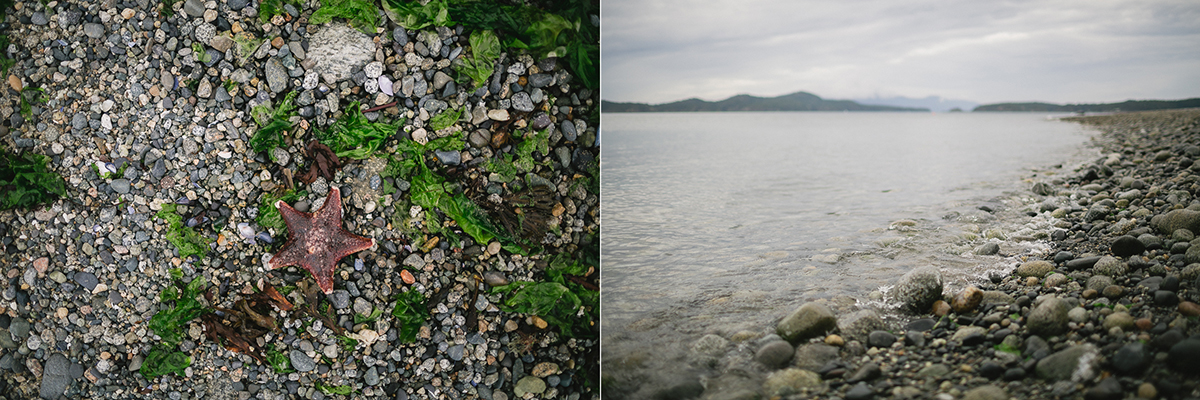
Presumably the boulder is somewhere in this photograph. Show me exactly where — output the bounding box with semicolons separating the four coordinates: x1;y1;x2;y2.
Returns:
776;303;837;343
1035;344;1100;382
889;266;943;313
1151;209;1200;235
1027;298;1070;337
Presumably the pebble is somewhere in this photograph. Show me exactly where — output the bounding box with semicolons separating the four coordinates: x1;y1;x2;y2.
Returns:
289;349;315;372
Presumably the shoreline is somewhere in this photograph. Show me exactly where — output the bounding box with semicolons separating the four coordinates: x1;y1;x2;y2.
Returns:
603;109;1200;400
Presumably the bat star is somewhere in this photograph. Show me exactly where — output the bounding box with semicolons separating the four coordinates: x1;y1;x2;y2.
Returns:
268;186;374;294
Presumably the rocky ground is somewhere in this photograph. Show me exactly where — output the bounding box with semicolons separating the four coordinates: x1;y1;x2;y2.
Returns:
0;0;599;399
603;109;1200;400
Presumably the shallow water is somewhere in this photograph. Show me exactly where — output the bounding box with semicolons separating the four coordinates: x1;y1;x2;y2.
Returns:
600;112;1097;373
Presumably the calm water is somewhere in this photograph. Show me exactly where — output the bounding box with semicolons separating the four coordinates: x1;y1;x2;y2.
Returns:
601;112;1095;342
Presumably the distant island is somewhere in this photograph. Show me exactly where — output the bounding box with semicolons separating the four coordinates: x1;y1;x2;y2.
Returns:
601;91;929;112
973;98;1200;112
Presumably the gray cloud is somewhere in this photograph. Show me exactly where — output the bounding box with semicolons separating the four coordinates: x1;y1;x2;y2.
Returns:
602;0;1200;104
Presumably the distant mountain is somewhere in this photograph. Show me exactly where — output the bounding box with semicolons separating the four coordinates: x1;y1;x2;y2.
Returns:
973;98;1200;112
852;96;978;113
601;92;928;112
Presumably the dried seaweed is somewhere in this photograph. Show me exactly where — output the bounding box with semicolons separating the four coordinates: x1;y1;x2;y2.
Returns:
297;141;341;184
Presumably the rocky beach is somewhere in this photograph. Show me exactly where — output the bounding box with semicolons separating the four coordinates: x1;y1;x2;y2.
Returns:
0;0;599;399
602;109;1200;400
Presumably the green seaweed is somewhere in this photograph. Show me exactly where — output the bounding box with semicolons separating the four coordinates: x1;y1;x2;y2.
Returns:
315;102;400;159
353;306;383;324
266;344;294;374
259;0;301;23
315;381;354;395
142;275;209;379
491;254;597;337
232;33;264;66
994;342;1021;356
250;91;299;162
192;43;212;63
455;30;501;88
310;0;379;33
429;107;463;131
383;0;452;30
0;34;14;77
256;188;308;239
485;129;549;183
156;203;211;258
395;0;599;89
337;335;358;353
141;344;192;379
390;289;429;344
0;146;67;211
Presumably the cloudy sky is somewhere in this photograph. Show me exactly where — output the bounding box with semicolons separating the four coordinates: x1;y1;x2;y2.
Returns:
601;0;1200;105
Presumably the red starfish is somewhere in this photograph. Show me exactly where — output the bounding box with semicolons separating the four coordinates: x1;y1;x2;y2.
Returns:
268;186;374;294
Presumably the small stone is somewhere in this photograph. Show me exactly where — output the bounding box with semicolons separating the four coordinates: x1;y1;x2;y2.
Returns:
931;300;951;317
763;368;823;397
1085;377;1123;400
364;61;383;79
1180;301;1200;317
400;269;416;285
1111;235;1146;257
1137;383;1157;399
754;341;794;369
514;376;546;397
824;334;844;347
844;381;874;400
289;349;315;372
1017;260;1054;277
962;385;1008;400
866;331;895;349
487;109;510;121
951;286;983;313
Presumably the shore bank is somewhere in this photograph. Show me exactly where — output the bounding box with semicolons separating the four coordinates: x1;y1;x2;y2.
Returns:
603;109;1200;400
0;0;599;399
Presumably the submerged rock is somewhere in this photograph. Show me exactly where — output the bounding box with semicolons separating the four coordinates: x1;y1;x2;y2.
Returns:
776;302;837;343
889;266;943;313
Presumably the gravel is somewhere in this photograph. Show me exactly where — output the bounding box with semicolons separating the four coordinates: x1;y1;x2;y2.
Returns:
0;0;600;398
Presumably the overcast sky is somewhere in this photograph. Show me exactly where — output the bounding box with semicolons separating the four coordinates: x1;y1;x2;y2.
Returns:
601;0;1200;105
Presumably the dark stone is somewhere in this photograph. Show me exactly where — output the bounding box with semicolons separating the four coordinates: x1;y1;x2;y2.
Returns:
845;382;874;400
1002;368;1026;381
978;361;1004;379
904;331;925;347
1155;330;1185;351
1168;339;1200;374
1154;290;1179;307
1083;377;1123;400
1161;275;1180;292
847;362;880;383
1110;235;1145;257
1054;251;1074;263
961;331;986;346
867;331;896;349
72;272;98;291
1066;256;1103;270
1111;342;1149;375
905;319;936;332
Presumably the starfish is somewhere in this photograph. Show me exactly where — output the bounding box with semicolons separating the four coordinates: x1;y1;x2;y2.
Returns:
268;186;374;294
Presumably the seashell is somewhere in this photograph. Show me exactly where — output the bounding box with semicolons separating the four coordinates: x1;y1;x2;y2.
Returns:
176;197;191;205
186;215;208;228
237;222;257;243
255;232;273;244
379;76;393;96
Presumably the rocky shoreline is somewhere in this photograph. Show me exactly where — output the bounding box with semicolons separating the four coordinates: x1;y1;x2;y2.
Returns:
0;0;599;399
605;109;1200;400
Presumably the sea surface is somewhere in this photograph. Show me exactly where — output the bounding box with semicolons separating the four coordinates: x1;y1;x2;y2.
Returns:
600;112;1097;365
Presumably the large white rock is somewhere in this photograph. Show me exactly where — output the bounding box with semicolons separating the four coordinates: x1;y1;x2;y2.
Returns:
306;25;376;86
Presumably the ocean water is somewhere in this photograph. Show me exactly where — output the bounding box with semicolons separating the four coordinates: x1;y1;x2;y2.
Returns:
600;112;1096;372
